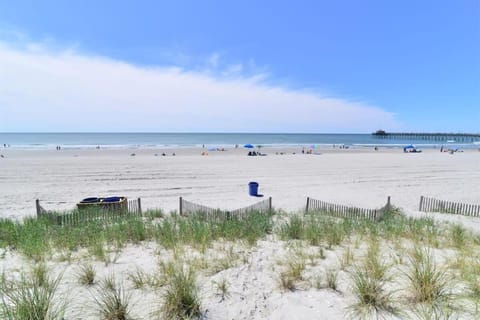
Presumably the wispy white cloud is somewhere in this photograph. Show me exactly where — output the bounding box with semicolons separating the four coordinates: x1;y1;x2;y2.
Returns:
0;39;400;132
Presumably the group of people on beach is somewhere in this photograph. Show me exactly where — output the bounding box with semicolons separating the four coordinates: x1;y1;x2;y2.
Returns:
440;146;461;154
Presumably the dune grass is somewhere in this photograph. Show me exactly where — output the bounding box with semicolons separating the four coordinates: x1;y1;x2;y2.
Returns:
347;240;399;319
325;268;339;292
0;209;273;262
405;247;457;315
160;263;201;320
0;268;65;320
1;206;480;318
279;256;306;291
93;274;132;320
77;263;96;286
127;267;149;290
278;208;463;251
213;278;230;301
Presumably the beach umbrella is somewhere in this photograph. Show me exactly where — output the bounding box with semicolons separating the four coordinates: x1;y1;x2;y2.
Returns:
244;144;254;148
404;145;415;149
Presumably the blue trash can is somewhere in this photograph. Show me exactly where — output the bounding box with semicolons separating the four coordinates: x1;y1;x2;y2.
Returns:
248;182;259;196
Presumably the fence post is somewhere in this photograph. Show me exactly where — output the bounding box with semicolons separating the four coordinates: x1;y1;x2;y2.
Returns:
386;196;391;210
305;197;310;213
268;197;272;214
419;196;424;211
137;198;142;215
179;197;183;216
36;199;41;217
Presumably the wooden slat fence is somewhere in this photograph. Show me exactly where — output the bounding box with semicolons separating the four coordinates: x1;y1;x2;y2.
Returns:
419;196;480;217
36;198;142;226
305;196;391;221
179;197;272;222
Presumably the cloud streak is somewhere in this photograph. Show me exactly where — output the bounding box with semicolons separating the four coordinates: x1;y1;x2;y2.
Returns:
0;41;399;132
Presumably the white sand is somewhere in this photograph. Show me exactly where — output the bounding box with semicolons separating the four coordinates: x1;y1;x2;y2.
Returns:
1;147;479;218
1;147;479;319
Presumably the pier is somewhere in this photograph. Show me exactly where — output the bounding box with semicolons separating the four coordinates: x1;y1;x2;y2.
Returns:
372;130;480;143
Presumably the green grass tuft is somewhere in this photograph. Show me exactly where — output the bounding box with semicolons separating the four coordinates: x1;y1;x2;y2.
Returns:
77;263;96;286
0;269;65;320
405;247;457;314
93;274;132;320
160;264;201;320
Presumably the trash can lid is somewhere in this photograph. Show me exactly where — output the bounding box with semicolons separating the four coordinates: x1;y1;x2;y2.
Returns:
102;196;122;203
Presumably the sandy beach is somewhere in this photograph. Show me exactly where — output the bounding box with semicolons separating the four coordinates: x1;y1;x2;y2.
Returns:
1;146;479;219
1;147;480;319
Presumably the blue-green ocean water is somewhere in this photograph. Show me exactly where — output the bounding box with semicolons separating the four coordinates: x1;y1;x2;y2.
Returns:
0;133;478;150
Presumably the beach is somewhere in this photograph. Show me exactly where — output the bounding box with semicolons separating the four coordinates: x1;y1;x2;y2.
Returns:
1;146;479;219
1;146;480;319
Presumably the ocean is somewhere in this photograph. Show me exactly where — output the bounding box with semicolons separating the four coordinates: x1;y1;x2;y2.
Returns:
0;132;478;150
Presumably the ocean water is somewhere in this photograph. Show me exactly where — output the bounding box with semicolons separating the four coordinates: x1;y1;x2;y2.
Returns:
0;133;478;150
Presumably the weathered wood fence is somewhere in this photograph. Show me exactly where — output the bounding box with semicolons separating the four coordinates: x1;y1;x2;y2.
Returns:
36;198;142;226
305;196;392;221
419;196;480;217
179;197;272;222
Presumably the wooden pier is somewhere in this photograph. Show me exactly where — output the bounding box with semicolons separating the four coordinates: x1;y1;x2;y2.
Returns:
372;130;480;142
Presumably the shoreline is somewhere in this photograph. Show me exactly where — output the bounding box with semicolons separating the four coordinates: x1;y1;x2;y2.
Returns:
2;142;480;152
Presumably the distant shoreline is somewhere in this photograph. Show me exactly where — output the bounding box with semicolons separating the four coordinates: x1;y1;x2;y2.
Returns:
1;132;479;151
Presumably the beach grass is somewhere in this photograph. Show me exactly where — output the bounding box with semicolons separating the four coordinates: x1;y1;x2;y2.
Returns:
93;274;132;320
279;256;306;291
325;268;339;292
0;206;480;318
159;263;201;320
347;241;399;319
404;247;457;315
0;268;65;320
212;278;230;301
77;263;96;286
127;267;149;290
0;208;273;262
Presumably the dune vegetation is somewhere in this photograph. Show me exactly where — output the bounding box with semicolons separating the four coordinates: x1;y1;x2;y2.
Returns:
0;207;479;319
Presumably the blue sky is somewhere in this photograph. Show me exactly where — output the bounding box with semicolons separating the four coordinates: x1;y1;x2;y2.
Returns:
0;0;479;132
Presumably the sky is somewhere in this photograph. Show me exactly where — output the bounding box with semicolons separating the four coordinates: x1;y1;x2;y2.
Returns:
0;0;479;133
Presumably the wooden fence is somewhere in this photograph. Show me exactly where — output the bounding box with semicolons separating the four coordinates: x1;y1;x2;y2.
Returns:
419;196;480;217
179;197;272;222
305;196;392;221
36;198;142;226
